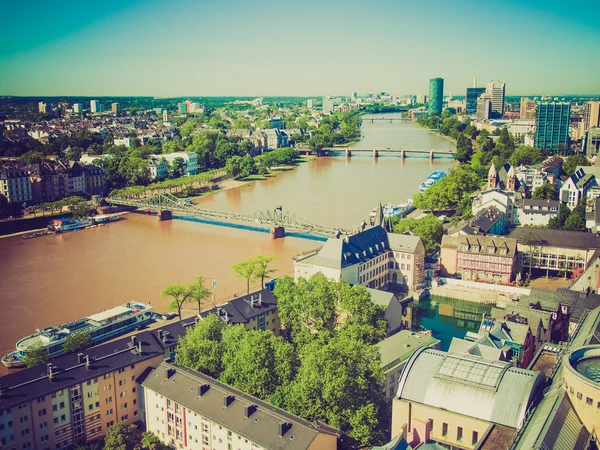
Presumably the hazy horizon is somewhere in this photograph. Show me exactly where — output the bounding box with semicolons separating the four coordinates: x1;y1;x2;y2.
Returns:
2;0;599;97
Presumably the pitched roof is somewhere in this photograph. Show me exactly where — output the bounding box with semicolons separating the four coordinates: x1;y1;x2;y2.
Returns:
0;321;187;411
509;228;600;250
142;362;339;450
442;235;517;258
199;289;277;325
397;348;545;429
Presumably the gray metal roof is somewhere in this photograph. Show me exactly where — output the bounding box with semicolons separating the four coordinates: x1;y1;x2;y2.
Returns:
509;228;600;250
396;347;545;429
142;362;339;450
377;330;439;371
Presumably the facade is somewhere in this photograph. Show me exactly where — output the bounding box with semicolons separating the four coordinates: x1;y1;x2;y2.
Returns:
322;96;334;115
111;103;120;114
294;226;425;291
113;137;131;148
198;289;281;335
428;78;443;115
153;152;198;176
510;228;600;278
560;168;596;208
535;102;571;152
38;102;47;114
72;104;82;114
440;235;519;284
508;119;536;138
67;162;86;195
262;129;289;150
583;101;600;132
476;94;492;121
485;80;506;118
514;166;549;192
472;188;522;228
269;117;284;129
516;199;560;227
519;97;536;119
82;165;107;196
377;331;440;401
141;361;339;450
585;127;600;157
147;157;168;181
465;87;485;115
0;167;33;203
90;100;99;113
392;348;545;450
0;323;184;450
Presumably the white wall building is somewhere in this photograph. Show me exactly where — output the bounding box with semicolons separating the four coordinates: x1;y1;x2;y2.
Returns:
294;226;425;290
72;103;83;114
514;167;549;192
560;169;597;208
114;137;132;148
0;167;33;203
148;157;168;181
152;152;198;176
90;100;104;113
472;189;521;227
516;199;560;227
508;119;536;138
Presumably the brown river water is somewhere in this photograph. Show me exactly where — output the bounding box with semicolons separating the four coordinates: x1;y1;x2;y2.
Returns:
0;116;453;363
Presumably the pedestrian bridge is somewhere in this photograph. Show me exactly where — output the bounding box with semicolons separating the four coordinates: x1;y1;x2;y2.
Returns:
109;193;351;239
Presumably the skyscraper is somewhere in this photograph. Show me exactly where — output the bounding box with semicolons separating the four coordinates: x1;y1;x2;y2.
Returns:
90;100;99;113
428;77;443;115
485;80;506;119
322;96;334;115
519;98;536;119
38;102;47;114
583;102;600;131
163;109;168;122
111;102;121;114
535;102;571;153
466;87;486;115
73;103;82;113
476;94;492;120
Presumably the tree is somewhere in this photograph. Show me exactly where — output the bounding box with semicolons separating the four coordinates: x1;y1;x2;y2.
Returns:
253;256;276;289
564;212;586;231
509;145;544;167
169;157;186;179
232;259;256;294
239;155;257;178
188;277;212;313
307;133;326;154
24;343;49;368
563;154;591;176
225;155;243;178
163;284;192;320
103;422;142;450
548;205;571;229
63;331;92;353
532;184;557;200
393;214;443;254
175;314;224;377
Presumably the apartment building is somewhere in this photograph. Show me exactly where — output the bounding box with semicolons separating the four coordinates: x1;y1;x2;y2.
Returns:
148;157;168;181
294;226;425;291
0;167;32;203
151;152;198;176
198;289;281;335
141;361;339;450
0;323;185;450
82;165;107;196
560;168;596;208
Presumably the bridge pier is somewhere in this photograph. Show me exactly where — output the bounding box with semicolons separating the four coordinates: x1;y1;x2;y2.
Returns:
158;210;172;221
429;151;434;161
271;226;285;239
401;150;406;160
346;149;351;158
373;150;379;159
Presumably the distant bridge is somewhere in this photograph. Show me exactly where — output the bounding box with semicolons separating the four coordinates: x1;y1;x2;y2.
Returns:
366;117;413;122
319;147;454;159
109;193;351;238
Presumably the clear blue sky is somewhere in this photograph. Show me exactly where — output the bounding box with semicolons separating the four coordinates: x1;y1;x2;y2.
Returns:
1;0;599;96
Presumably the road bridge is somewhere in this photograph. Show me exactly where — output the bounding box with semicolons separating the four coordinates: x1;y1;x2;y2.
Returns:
109;193;352;239
321;147;454;160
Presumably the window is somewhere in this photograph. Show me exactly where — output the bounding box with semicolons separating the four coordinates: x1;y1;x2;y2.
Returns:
40;421;48;429
37;396;45;403
21;429;30;437
106;409;113;416
60;415;65;422
442;423;448;437
118;368;126;374
41;435;49;443
53;405;57;412
38;409;46;417
587;397;593;405
104;374;111;380
19;416;28;423
472;431;479;444
457;427;463;442
119;379;126;386
59;402;64;409
578;392;583;400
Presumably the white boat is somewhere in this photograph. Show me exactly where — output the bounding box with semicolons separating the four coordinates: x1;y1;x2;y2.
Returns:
369;199;414;221
2;302;154;368
51;217;94;232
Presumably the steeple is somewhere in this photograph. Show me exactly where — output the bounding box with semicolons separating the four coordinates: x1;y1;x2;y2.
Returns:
487;164;498;190
506;164;516;192
374;203;384;228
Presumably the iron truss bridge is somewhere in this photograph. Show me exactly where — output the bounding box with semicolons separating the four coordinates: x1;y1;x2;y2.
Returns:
109;193;349;236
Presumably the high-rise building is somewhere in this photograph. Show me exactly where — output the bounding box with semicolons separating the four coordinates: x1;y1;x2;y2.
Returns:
90;100;99;113
465;87;486;115
485;80;506;118
535;102;571;153
307;99;314;109
72;103;82;114
520;97;536;119
428;77;444;115
162;109;168;122
111;102;120;114
583;101;600;132
38;102;47;114
476;94;492;120
322;96;334;115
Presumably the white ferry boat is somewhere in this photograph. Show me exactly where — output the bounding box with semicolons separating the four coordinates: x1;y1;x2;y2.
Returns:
419;171;446;192
1;302;154;368
369;199;414;222
50;217;94;232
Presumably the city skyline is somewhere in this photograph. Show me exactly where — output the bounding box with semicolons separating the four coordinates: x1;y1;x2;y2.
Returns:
1;0;600;97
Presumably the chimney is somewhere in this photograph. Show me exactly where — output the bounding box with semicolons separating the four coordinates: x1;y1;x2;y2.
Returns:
137;341;142;354
245;404;257;418
257;293;262;306
278;422;292;437
199;384;210;396
165;368;175;379
131;336;137;347
85;355;91;369
224;395;235;407
250;295;255;308
77;353;84;364
158;330;163;340
47;363;54;381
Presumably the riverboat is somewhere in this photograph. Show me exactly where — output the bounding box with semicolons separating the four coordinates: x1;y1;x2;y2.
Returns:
1;302;154;368
419;171;446;192
50;217;94;232
369;198;414;221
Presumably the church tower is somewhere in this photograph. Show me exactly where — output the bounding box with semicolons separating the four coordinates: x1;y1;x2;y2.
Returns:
506;165;516;192
487;164;498;190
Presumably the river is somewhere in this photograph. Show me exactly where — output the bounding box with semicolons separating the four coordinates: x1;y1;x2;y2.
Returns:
0;114;454;362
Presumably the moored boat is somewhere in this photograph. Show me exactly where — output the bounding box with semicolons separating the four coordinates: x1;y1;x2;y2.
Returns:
419;170;446;192
1;350;27;368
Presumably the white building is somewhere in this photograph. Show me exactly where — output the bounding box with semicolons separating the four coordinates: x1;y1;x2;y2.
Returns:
0;167;33;203
486;80;506;118
306;99;314;109
516;199;560;227
90;100;104;113
141;362;339;450
72;103;83;114
67;162;86;194
114;137;132;148
262;129;289;150
38;102;47;114
560;168;597;208
322;96;335;115
472;189;522;227
508;119;536;138
514;166;549;192
294;226;425;290
80;154;112;165
148;156;168;181
152;152;198;176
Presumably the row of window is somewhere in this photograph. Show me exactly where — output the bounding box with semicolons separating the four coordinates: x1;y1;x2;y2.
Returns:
440;422;479;445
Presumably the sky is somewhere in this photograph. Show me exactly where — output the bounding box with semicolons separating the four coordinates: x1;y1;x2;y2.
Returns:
1;0;599;97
